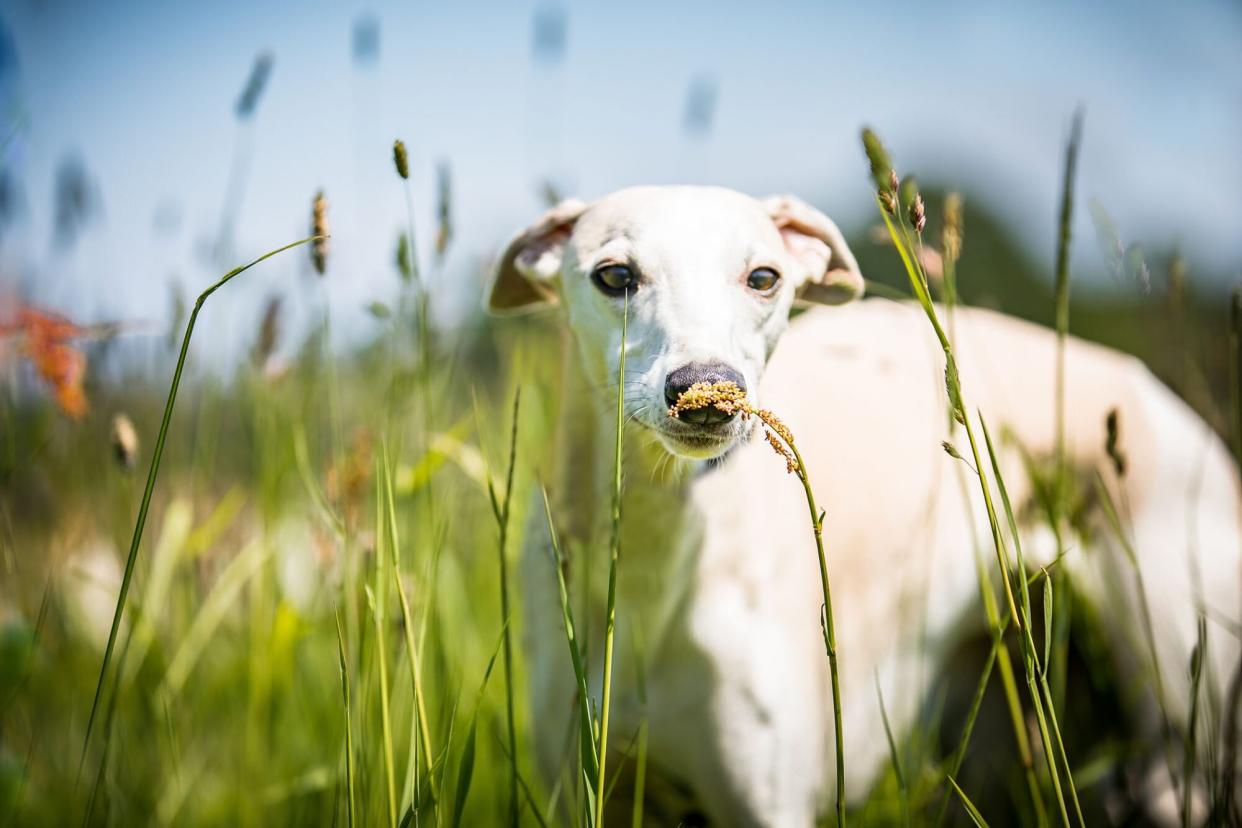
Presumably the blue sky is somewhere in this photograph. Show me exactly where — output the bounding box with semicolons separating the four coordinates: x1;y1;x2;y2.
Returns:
2;0;1240;362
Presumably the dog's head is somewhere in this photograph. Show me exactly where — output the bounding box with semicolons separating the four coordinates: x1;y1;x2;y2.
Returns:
489;185;863;460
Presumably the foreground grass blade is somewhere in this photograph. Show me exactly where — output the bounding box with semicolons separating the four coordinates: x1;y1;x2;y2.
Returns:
875;674;909;827
863;128;1055;823
494;389;521;828
336;610;357;828
381;441;439;816
1053;109;1084;487
451;626;507;828
494;732;552;828
79;235;322;777
980;416;1081;828
540;485;600;786
372;481;398;826
948;776;992;828
595;294;628;828
1094;471;1180;791
630;719;648;828
1183;617;1206;828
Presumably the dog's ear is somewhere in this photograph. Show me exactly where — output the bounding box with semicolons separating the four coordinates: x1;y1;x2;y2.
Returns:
762;195;864;305
488;198;589;314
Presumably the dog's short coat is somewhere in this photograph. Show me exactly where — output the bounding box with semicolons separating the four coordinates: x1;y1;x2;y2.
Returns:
489;186;1242;826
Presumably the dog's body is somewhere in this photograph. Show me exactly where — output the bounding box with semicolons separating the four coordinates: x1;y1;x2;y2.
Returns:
493;187;1242;826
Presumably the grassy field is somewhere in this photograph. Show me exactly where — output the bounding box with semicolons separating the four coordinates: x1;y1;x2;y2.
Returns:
1;122;1239;827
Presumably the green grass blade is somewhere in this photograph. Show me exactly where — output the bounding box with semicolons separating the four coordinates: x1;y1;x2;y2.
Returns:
979;415;1081;827
158;538;267;697
630;719;648;828
336;610;357;828
1183;617;1207;827
595;293;628;828
948;776;992;828
1043;576;1053;679
934;637;999;827
381;439;438;814
494;732;552;828
1094;472;1180;793
450;716;479;828
540;485;600;785
450;626;507;828
875;673;909;827
1053;109;1084;488
494;389;522;828
79;235;322;778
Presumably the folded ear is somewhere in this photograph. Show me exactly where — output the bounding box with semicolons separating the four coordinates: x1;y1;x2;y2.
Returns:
488;198;589;314
762;195;864;305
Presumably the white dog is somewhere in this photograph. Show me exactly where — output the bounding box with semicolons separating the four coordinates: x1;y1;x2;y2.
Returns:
489;185;1241;826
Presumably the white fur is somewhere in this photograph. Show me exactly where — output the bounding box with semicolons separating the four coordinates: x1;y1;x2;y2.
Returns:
492;186;1242;826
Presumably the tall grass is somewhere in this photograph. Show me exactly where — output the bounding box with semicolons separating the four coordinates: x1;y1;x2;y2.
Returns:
79;236;321;791
2;113;1236;828
595;295;628;828
864;125;1088;827
494;390;522;827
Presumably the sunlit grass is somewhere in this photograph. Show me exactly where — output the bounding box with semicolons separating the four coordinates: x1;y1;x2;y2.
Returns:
0;120;1235;828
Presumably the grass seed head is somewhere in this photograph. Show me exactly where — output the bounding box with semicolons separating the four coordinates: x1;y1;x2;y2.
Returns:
861;127;895;191
910;193;927;233
111;413;139;470
667;380;749;419
393;139;410;180
943;192;964;261
235;52;273;120
941;440;964;462
765;429;797;474
879;189;897;216
667;381;799;473
395;232;412;282
436;160;453;258
251;296;281;366
311;190;329;275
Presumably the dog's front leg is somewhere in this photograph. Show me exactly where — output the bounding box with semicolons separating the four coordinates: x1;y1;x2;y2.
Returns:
671;579;825;828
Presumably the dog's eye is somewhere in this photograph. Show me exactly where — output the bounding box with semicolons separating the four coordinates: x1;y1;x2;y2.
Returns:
746;267;781;294
592;263;638;296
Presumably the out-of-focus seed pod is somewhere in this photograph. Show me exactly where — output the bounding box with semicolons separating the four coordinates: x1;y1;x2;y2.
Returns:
112;413;139;470
311;191;328;275
393;140;409;181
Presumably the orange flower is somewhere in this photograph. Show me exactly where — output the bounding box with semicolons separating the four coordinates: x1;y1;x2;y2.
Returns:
5;306;90;418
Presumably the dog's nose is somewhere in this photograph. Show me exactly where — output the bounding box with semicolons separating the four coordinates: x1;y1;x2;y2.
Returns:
664;363;747;425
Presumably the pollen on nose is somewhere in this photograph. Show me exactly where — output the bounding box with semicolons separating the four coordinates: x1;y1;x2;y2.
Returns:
664;363;746;423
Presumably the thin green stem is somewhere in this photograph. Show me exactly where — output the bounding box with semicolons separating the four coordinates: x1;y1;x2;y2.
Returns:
982;419;1083;827
336;610;357;828
497;390;522;828
79;236;320;778
382;441;439;813
1053;110;1084;494
374;478;398;828
878;194;1059;823
630;720;648;828
781;437;847;826
595;294;628;828
540;486;600;785
1183;617;1207;828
